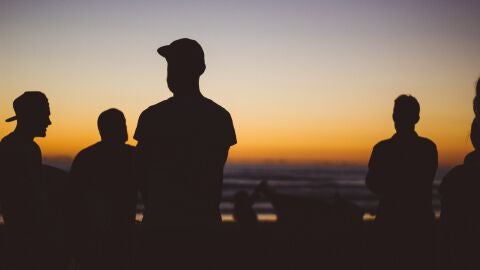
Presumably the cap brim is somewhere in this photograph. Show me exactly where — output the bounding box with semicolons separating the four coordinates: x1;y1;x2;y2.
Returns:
5;116;17;122
157;45;170;57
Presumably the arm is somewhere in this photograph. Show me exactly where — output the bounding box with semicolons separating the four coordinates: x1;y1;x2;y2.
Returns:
365;145;384;196
133;111;150;208
133;141;151;209
430;144;439;183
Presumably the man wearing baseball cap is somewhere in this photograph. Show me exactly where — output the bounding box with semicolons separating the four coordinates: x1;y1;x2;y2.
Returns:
134;38;236;269
0;91;52;270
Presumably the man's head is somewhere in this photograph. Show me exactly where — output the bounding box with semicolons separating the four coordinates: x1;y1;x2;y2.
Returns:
6;91;51;138
98;108;128;143
393;95;420;133
157;38;206;95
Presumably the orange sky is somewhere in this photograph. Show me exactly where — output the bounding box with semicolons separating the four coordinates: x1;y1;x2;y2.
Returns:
1;1;479;166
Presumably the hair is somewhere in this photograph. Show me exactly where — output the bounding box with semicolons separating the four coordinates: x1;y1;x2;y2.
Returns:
97;108;127;142
471;118;480;150
393;94;420;124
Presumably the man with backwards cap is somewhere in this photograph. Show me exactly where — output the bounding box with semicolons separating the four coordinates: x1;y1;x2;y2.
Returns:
0;91;52;270
134;38;236;269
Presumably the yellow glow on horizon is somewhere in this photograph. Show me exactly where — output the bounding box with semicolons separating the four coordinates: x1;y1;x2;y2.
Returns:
1;1;479;167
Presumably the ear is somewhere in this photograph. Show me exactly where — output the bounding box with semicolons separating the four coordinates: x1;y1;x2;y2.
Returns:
414;115;420;124
199;63;206;75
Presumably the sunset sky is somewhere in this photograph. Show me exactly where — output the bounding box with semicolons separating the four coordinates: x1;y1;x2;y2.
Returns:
1;0;479;166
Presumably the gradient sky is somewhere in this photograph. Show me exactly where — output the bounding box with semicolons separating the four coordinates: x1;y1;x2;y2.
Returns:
1;0;479;166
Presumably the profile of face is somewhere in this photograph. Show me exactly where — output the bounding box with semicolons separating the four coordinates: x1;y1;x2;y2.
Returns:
22;111;52;138
98;109;128;143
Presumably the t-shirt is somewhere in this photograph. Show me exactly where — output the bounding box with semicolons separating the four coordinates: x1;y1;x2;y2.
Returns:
366;132;438;222
0;132;44;234
134;95;236;226
69;142;136;231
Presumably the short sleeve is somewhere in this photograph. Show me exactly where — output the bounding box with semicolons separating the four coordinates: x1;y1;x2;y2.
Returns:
134;110;148;142
365;143;384;194
224;112;237;147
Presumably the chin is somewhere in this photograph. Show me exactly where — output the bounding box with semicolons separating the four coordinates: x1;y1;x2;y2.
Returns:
36;130;47;137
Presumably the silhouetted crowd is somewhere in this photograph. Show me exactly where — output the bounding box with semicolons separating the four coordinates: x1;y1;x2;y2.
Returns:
0;38;478;270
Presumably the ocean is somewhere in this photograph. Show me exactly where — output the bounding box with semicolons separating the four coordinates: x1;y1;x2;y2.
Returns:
220;163;449;220
42;158;450;222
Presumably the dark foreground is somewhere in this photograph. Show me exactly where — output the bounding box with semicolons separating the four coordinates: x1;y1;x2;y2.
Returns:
0;220;449;270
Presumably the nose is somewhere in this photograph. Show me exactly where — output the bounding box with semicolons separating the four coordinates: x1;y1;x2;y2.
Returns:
47;117;52;126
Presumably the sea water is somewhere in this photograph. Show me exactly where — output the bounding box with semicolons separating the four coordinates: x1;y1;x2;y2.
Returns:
220;163;448;221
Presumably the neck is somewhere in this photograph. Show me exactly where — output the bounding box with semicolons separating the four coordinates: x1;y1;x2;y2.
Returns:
396;128;416;136
173;86;202;97
101;139;125;145
13;125;35;141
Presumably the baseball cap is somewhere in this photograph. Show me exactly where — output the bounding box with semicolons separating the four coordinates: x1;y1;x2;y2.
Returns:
6;91;50;122
157;38;206;73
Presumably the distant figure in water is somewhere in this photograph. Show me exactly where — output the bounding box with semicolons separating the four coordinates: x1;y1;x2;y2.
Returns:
0;92;52;270
233;186;261;230
134;38;236;269
69;108;136;270
366;95;438;270
439;80;480;270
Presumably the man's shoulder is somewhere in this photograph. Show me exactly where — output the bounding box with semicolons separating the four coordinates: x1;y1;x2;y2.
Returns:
201;97;232;117
0;132;18;146
201;97;227;111
140;98;175;117
416;136;437;151
139;96;231;118
0;133;40;153
74;142;101;160
0;133;15;157
373;138;393;151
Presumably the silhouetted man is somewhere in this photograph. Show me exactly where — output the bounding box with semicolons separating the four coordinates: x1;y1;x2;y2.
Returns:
134;38;236;269
366;95;438;270
0;91;51;270
69;108;136;270
438;79;480;270
439;119;480;270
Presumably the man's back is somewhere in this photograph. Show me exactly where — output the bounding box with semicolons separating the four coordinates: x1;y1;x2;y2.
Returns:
70;142;136;228
366;132;437;220
135;95;236;226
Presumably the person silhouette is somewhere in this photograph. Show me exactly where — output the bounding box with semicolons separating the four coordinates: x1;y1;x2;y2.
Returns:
365;95;438;270
68;108;136;270
439;119;480;270
439;80;480;270
0;91;52;270
134;38;236;269
233;188;260;230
